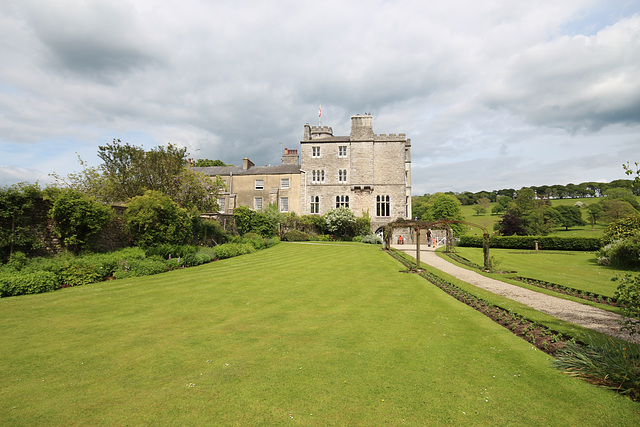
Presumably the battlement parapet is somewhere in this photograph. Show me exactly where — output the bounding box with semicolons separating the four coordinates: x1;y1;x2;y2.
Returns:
376;133;407;141
310;126;333;133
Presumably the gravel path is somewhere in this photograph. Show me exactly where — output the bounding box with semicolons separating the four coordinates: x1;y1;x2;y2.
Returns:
391;244;640;344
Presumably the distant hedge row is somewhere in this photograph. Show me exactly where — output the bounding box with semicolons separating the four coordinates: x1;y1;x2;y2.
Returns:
458;235;601;251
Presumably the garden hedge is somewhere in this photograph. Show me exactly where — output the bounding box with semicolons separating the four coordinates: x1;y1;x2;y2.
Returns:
458;235;601;251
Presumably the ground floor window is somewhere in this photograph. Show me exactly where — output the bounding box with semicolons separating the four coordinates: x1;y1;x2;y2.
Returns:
310;195;320;214
336;195;349;208
254;197;263;211
280;197;289;212
218;198;226;213
377;195;390;216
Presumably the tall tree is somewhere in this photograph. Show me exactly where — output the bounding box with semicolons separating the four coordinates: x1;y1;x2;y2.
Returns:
421;193;465;236
98;139;187;201
555;205;587;231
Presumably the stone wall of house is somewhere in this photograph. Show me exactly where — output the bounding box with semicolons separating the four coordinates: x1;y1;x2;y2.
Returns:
300;114;412;232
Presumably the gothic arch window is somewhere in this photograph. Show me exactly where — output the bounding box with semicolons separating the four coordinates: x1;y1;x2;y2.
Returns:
310;195;320;214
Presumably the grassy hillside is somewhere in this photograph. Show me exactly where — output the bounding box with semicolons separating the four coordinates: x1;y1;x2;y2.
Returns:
2;243;639;425
460;199;608;237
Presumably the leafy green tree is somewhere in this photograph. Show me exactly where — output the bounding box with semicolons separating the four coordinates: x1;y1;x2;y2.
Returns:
421;193;465;236
168;170;225;213
50;155;111;202
0;183;46;260
586;203;603;228
47;188;112;254
124;190;192;247
193;159;227;167
603;187;640;210
472;197;490;215
554;205;586;231
251;203;281;238
601;198;636;223
411;194;431;220
325;207;357;239
501;188;558;236
233;206;254;236
98;139;187;201
614;274;640;336
601;215;640;245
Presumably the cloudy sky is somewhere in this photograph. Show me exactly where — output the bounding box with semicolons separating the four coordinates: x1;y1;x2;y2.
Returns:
1;0;639;195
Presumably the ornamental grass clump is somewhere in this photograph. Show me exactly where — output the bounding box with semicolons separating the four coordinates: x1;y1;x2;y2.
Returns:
552;336;640;401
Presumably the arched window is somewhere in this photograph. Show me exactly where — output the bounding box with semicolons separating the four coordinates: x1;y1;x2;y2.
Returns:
310;196;320;214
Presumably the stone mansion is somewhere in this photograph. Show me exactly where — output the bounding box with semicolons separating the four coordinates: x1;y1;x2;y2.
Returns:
194;114;412;233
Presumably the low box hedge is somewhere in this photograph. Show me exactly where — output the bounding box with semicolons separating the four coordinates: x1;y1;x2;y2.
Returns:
458;235;601;251
0;271;59;297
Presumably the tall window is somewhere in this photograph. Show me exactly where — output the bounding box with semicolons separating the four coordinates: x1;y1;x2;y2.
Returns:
312;170;325;183
312;146;321;157
336;195;349;208
281;178;289;189
376;195;390;217
338;169;347;183
310;195;319;214
338;146;347;157
280;197;289;212
218;198;226;213
255;179;263;190
254;197;263;211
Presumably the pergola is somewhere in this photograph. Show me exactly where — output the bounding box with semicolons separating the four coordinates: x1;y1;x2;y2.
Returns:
384;219;492;271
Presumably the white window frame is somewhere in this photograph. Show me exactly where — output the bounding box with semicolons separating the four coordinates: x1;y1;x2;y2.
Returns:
312;146;321;158
338;146;347;158
218;198;225;213
280;197;289;212
338;169;347;183
255;179;263;190
280;178;289;189
312;170;325;183
254;197;263;211
310;195;319;214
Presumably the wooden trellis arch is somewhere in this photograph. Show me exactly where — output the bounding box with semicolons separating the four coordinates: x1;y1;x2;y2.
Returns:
384;219;492;271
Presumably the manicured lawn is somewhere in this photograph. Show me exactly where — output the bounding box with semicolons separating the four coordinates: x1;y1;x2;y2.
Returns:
453;246;628;298
2;243;639;425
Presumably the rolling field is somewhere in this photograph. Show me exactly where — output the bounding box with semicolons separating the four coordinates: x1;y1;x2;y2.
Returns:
459;198;608;237
1;243;639;425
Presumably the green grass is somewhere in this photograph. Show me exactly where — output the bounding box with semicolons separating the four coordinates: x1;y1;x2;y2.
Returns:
453;247;627;298
2;243;640;425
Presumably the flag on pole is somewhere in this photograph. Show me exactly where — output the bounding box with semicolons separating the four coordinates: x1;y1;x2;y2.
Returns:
318;105;322;118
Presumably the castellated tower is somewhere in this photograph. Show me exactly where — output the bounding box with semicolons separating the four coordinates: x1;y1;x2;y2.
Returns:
350;114;374;140
300;114;412;233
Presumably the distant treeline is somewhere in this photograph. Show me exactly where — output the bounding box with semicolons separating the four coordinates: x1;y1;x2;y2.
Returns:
423;179;640;206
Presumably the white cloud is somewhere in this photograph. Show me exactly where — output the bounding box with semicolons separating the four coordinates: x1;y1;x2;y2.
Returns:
0;0;639;195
